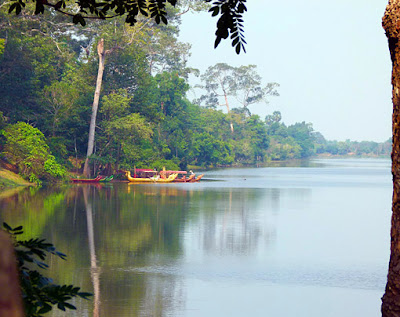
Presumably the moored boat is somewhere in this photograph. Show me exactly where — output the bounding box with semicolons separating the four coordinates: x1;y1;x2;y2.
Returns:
159;169;187;179
187;174;204;182
99;175;114;182
173;173;196;183
125;171;178;183
71;175;102;183
132;168;158;178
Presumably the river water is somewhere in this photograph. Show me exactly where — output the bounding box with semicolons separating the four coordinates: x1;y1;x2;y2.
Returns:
0;158;392;316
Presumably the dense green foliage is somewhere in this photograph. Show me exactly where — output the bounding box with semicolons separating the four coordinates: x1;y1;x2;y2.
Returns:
3;223;92;317
0;5;390;179
1;122;66;184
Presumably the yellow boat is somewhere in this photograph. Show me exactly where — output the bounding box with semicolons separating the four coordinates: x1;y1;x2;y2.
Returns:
125;171;178;183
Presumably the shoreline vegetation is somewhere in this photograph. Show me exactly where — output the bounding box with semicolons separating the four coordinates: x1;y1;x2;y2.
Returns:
0;152;390;192
0;7;391;190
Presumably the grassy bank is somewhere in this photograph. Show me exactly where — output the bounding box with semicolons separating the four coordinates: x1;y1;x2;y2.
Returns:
0;168;33;190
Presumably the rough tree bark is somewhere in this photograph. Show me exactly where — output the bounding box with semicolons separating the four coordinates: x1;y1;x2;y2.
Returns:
382;1;400;316
83;38;105;177
0;231;24;317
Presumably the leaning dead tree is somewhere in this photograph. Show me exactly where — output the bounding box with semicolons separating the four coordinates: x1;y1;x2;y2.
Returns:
83;39;105;178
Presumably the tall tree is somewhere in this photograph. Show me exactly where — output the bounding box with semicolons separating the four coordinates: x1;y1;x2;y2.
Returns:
198;63;238;133
0;5;78;123
382;2;400;316
41;76;80;137
233;65;279;115
198;63;279;133
97;89;153;170
83;39;106;177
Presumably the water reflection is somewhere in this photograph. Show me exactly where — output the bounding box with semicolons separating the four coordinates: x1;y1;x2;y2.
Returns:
82;186;101;317
0;160;391;317
0;182;273;316
191;188;276;256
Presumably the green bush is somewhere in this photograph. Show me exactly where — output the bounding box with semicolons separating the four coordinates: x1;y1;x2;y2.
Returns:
44;155;66;178
2;122;66;183
151;158;180;171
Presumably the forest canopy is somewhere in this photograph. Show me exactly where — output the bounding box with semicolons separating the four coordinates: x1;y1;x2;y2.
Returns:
0;2;390;181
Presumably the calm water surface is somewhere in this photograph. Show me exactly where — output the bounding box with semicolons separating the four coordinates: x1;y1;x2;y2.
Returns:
0;158;392;316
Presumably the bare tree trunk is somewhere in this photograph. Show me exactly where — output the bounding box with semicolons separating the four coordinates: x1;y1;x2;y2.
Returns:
382;2;400;316
223;91;234;133
83;39;105;177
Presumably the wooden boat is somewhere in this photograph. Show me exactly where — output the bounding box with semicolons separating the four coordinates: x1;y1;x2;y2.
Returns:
187;174;204;182
173;174;196;183
159;169;187;179
99;175;114;182
125;171;178;183
71;175;102;183
132;168;157;178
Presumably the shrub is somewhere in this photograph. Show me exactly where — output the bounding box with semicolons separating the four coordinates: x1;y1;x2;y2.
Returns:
2;122;66;183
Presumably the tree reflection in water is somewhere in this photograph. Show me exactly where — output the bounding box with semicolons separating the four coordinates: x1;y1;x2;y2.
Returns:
82;185;101;317
0;181;277;317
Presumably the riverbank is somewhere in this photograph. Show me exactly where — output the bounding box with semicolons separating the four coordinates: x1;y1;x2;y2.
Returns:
0;168;33;190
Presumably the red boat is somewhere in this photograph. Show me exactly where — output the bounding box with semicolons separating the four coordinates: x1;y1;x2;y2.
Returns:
71;176;102;183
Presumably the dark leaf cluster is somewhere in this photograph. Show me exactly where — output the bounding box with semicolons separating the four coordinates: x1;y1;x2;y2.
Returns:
206;0;247;54
6;0;246;53
3;223;92;317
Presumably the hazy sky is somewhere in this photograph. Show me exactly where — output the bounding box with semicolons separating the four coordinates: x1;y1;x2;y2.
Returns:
178;0;392;142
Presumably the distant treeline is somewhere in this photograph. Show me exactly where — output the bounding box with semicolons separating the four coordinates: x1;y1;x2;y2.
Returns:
263;111;391;161
317;139;391;157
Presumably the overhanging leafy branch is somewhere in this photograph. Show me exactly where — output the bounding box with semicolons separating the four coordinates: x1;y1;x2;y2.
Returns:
6;0;247;53
3;223;92;317
207;0;247;53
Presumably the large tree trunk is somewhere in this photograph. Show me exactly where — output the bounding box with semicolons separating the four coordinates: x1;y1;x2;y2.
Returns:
83;39;105;177
382;2;400;316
